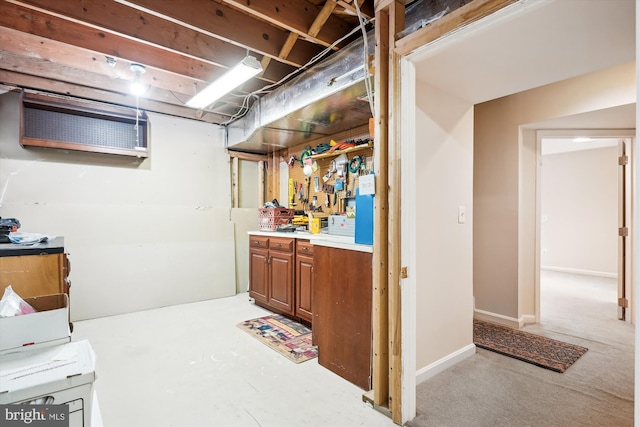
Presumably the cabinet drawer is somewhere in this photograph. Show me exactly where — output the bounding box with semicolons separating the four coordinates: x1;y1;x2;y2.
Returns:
269;237;294;252
249;236;269;249
296;240;314;255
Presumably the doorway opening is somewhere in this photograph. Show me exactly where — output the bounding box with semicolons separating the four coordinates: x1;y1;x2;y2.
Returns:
536;131;634;331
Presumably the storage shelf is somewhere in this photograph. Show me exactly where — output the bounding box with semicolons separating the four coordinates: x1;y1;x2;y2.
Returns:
310;141;373;160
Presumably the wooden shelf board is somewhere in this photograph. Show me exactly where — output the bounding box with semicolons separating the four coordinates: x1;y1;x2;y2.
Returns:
311;141;373;160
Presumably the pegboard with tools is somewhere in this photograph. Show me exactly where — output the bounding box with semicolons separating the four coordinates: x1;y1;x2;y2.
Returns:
285;139;373;216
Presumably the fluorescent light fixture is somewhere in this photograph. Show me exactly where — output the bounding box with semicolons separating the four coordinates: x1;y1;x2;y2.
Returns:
186;56;262;109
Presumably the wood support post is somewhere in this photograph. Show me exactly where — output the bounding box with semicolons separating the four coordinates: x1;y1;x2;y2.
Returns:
373;0;404;423
372;4;390;413
387;3;404;424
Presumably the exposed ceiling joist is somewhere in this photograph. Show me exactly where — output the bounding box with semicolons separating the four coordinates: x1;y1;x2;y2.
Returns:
0;0;373;125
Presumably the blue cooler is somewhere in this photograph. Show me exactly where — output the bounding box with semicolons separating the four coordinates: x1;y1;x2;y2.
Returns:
355;188;374;245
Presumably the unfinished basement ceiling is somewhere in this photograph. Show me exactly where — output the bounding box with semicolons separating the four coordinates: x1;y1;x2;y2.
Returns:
1;0;480;154
0;0;378;125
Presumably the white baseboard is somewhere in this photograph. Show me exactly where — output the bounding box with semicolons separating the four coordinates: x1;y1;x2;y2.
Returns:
415;344;476;385
541;266;617;279
474;309;524;328
521;314;536;325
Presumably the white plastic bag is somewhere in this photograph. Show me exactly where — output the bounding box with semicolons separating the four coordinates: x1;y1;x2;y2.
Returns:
0;285;36;317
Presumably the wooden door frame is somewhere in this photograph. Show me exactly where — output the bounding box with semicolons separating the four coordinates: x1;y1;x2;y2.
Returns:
373;0;518;424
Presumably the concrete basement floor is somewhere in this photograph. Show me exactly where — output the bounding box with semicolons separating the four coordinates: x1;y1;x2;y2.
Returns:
72;292;396;427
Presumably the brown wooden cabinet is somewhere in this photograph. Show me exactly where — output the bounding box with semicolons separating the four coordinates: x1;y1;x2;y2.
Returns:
0;238;72;330
313;245;372;390
0;237;70;300
295;240;314;323
248;235;295;316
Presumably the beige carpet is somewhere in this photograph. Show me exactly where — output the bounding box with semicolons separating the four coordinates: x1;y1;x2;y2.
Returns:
409;271;634;427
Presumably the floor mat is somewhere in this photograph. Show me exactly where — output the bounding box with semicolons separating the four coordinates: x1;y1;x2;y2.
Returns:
473;319;588;373
237;314;318;363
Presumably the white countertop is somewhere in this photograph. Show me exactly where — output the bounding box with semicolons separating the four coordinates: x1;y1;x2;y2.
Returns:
248;230;373;253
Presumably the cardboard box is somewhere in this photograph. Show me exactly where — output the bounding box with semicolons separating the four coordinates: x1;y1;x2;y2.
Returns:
0;293;71;355
0;339;96;427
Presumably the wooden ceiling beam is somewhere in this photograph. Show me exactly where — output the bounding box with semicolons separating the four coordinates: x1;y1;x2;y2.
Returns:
0;70;228;124
309;1;339;38
112;0;325;68
0;27;203;97
261;1;336;77
9;0;254;66
11;0;321;71
0;56;246;120
221;0;354;48
3;1;295;87
0;2;228;83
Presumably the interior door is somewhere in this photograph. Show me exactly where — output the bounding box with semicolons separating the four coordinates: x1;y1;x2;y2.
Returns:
617;138;632;321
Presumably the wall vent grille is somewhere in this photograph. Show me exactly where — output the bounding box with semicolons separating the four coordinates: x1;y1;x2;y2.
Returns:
20;92;148;158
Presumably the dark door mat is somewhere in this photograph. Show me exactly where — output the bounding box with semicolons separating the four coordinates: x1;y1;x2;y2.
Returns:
473;319;588;373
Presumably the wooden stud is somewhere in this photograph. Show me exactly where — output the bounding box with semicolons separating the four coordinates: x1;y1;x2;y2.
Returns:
372;3;390;411
228;151;268;162
387;2;405;424
258;161;265;208
270;152;280;205
232;157;239;209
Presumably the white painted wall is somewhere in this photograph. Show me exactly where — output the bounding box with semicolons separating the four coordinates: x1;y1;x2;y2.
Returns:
414;80;474;371
540;146;618;276
474;61;635;324
0;92;237;320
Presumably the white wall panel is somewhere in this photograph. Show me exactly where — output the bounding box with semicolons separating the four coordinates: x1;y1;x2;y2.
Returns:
0;93;235;320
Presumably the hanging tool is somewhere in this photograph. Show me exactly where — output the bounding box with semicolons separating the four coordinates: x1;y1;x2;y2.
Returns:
306;177;311;210
289;179;296;207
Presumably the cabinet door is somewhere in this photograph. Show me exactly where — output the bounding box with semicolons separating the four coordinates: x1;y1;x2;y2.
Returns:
0;254;64;298
313;246;372;390
248;248;269;304
296;254;313;323
269;250;294;315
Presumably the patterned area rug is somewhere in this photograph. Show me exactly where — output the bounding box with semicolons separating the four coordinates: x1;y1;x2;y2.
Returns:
238;314;318;363
473;319;588;373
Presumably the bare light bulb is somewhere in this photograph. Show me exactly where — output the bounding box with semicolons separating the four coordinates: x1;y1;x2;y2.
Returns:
130;63;147;96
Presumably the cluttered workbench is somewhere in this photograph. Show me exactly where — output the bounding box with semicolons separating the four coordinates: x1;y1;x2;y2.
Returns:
247;228;373;390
